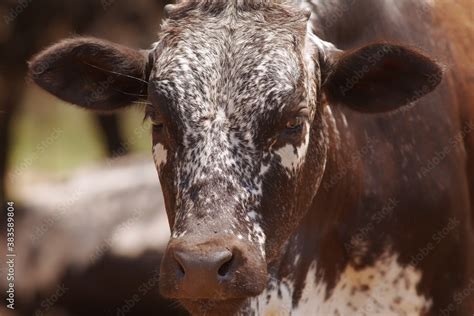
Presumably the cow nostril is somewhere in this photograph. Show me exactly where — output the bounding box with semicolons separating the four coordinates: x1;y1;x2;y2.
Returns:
217;255;233;277
172;248;234;281
174;253;186;277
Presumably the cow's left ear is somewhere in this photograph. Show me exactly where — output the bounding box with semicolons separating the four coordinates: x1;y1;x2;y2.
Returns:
322;43;443;113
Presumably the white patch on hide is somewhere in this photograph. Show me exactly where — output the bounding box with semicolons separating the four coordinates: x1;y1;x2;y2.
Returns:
153;143;167;170
275;123;310;173
250;253;432;315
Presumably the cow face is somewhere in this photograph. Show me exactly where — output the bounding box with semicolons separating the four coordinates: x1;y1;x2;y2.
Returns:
29;1;441;315
148;4;323;312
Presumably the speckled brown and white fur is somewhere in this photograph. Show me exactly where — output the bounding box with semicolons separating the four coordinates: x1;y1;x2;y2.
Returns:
150;0;320;262
27;0;474;315
247;253;432;315
149;1;438;315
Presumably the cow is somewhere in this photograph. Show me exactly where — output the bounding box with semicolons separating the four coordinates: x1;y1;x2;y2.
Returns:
28;0;474;315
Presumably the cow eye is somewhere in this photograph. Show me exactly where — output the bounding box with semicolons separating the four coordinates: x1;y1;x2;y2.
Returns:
152;122;166;138
152;119;164;129
286;116;305;132
151;115;168;142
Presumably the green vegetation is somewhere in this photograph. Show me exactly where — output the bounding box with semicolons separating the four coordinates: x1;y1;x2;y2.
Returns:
9;88;151;175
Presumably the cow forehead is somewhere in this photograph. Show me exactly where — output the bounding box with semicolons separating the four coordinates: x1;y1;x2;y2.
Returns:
150;10;309;119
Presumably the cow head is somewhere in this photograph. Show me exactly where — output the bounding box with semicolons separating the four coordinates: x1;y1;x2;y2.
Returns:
29;1;441;315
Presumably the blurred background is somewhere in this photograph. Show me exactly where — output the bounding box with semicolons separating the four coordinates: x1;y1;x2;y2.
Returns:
1;0;169;188
0;0;189;315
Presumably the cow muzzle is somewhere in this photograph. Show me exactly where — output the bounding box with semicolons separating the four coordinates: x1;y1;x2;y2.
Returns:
159;235;267;301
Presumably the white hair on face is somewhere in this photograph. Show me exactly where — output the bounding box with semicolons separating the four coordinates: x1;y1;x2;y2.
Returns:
153;143;167;170
274;122;311;173
150;1;315;249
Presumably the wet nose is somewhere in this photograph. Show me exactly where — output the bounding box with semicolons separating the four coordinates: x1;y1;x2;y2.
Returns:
160;237;267;300
175;247;234;281
166;244;235;298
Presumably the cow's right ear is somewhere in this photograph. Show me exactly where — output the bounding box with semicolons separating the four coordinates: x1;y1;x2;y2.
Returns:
28;37;151;112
